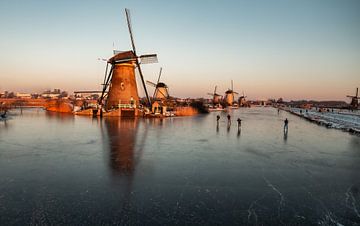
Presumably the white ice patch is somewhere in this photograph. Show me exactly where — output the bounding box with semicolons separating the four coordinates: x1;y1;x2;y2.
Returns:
290;108;360;133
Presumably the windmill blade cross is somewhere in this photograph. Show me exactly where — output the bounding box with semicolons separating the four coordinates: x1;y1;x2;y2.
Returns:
140;54;158;64
99;65;114;104
157;67;163;84
125;8;151;107
97;58;107;62
146;80;157;87
102;63;109;88
136;62;152;107
125;8;137;55
151;80;157;98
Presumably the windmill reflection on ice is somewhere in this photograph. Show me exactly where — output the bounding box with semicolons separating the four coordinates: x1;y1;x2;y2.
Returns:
102;118;147;175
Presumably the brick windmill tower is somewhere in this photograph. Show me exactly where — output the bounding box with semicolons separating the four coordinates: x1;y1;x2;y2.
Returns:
99;9;158;114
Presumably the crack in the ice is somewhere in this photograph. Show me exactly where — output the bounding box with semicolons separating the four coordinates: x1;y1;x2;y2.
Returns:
247;194;266;225
345;185;360;218
301;186;342;225
318;213;344;226
171;165;197;223
263;176;285;219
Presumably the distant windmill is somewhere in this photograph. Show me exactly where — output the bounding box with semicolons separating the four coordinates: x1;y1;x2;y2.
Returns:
224;80;239;106
238;91;247;107
207;86;222;105
346;87;359;109
146;67;170;100
99;8;158;110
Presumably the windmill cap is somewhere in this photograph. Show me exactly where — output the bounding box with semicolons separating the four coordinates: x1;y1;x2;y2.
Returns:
108;50;136;64
156;82;167;88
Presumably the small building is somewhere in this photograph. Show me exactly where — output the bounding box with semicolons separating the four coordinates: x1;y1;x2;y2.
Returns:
152;101;167;115
41;93;60;99
15;93;31;99
300;103;313;109
41;89;62;99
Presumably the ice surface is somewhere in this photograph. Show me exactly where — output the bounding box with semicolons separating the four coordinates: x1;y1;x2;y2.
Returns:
0;108;360;225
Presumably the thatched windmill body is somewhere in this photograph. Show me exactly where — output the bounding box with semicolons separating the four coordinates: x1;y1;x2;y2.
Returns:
224;80;238;106
347;87;359;109
238;91;247;107
207;86;222;106
99;9;158;111
146;67;170;100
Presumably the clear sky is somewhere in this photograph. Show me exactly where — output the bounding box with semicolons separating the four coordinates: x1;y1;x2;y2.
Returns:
0;0;359;101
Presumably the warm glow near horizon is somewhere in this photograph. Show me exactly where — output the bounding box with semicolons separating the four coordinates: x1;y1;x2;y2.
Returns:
0;0;359;101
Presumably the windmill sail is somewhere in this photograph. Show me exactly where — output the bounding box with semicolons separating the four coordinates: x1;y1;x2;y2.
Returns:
125;8;152;107
156;67;163;84
146;81;157;87
140;54;158;64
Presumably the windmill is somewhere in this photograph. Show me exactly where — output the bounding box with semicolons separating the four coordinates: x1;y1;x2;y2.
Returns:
238;91;247;107
207;86;222;105
346;87;359;110
99;8;158;111
146;67;170;100
224;80;239;106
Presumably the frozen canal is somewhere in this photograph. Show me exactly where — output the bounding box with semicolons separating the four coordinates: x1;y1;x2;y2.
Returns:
0;107;359;225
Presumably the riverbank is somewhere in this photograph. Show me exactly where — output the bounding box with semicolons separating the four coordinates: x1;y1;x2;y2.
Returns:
0;98;47;107
279;106;360;136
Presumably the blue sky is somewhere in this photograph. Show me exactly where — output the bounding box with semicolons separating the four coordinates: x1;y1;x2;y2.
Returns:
0;0;359;100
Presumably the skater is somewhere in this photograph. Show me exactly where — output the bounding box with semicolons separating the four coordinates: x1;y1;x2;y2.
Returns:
284;118;289;133
237;118;241;129
216;115;220;123
1;110;6;118
227;114;231;125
